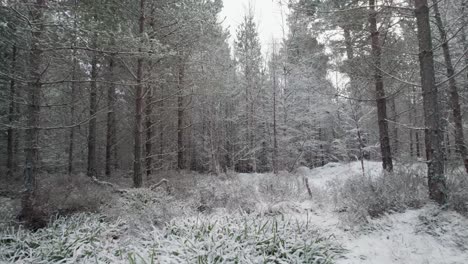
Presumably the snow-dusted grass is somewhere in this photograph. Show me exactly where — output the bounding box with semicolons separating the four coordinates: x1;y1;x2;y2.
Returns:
0;213;343;263
329;164;428;224
1;161;467;264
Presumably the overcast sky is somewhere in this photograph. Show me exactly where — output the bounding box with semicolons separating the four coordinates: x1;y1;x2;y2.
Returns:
220;0;288;55
220;0;347;88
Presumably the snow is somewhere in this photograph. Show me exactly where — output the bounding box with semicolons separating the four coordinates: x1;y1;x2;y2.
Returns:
303;161;383;188
1;161;467;263
294;162;468;264
337;205;468;264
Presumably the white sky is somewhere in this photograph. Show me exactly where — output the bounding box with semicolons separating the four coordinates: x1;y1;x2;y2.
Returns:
220;0;348;89
220;0;287;55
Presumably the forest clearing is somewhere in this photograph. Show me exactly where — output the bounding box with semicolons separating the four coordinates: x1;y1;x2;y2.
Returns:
2;0;468;263
1;161;467;263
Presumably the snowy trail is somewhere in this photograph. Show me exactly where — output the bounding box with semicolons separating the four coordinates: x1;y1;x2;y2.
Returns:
299;162;468;264
336;207;468;264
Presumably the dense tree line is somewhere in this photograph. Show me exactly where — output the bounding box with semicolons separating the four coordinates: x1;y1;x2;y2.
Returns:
1;0;468;217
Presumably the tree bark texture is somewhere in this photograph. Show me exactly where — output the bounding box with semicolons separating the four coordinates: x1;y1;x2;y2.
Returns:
177;58;186;170
87;32;98;177
133;0;145;187
369;0;393;172
7;45;17;177
414;0;446;204
105;54;117;177
433;0;468;173
21;0;46;218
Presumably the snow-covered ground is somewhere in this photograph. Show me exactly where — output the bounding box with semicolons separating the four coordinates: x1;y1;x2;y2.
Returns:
1;161;467;263
295;161;468;264
300;161;383;188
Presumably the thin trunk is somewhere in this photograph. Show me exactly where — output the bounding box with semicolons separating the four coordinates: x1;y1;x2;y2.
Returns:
7;45;17;177
356;115;366;177
416;131;421;158
414;0;446;204
369;0;393;172
343;27;354;60
87;32;98;177
145;14;156;176
433;0;468;173
145;85;153;177
391;98;398;156
446;133;451;159
133;0;145;187
21;0;45;219
319;127;325;166
158;85;164;170
462;2;468;80
409;98;414;157
177;58;186;170
68;49;77;176
272;48;278;174
68;0;78;176
105;54;117;177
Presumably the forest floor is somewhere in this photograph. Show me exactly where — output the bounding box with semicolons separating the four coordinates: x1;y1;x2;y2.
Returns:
1;161;467;263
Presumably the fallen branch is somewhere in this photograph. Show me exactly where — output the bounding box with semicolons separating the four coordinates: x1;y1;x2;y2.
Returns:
150;179;169;192
304;177;313;198
91;177;127;194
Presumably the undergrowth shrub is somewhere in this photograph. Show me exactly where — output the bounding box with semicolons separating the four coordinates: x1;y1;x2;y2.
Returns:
331;165;428;224
0;214;123;263
18;173;113;229
37;173;112;216
152;214;344;263
0;213;344;264
446;170;468;216
257;172;306;203
103;188;185;231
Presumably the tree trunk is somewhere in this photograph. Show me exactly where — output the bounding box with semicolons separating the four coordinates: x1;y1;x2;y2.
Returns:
7;45;17;178
67;1;78;176
158;84;164;170
87;32;98;177
105;54;117;177
68;49;77;176
145;84;153;177
133;0;145;187
433;0;468;173
272;47;278;174
369;0;393;172
416;131;421;158
414;0;446;204
409;97;414;158
177;58;186;170
462;2;468;79
21;0;45;219
391;97;398;157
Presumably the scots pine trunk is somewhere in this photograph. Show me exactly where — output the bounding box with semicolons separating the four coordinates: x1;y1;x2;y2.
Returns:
68;49;77;175
408;97;414;157
21;0;45;218
145;85;153;176
105;54;117;177
414;0;446;204
158;84;164;170
369;0;393;172
272;47;278;174
68;1;78;176
432;0;468;173
390;98;398;156
177;58;186;170
463;2;468;77
133;0;145;187
7;45;17;177
87;32;98;177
